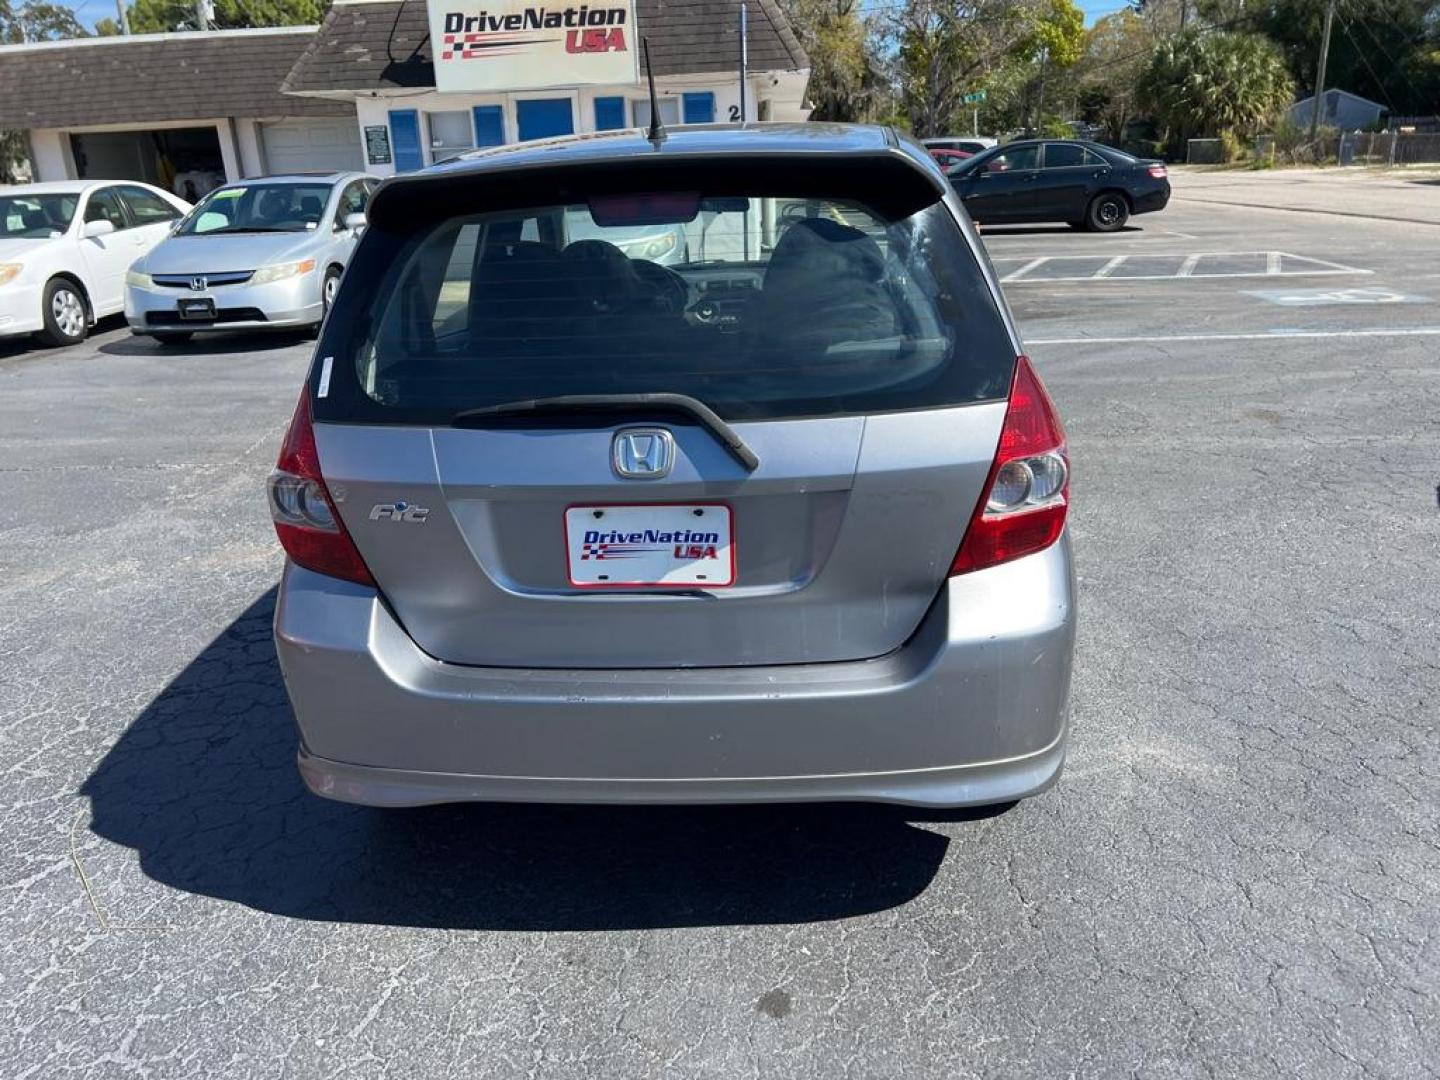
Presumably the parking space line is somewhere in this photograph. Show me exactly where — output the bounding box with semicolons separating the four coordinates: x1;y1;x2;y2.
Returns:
990;249;1372;284
1027;326;1440;345
1277;251;1370;273
1093;256;1127;279
1001;257;1048;283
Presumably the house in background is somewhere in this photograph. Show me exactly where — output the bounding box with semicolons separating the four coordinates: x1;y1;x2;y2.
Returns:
1287;89;1386;132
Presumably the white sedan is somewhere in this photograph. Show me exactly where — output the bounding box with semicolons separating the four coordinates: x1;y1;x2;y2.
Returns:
0;180;191;346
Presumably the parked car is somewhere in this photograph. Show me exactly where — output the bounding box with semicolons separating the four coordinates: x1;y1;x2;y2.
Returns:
269;123;1075;810
923;137;998;155
125;172;378;342
929;147;975;170
0;180;190;346
947;139;1169;231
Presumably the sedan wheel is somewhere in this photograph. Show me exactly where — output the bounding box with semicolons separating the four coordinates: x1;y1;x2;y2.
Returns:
1086;193;1130;233
322;268;341;313
37;279;88;347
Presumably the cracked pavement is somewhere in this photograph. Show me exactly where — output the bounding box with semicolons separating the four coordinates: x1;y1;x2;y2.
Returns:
1;194;1436;1078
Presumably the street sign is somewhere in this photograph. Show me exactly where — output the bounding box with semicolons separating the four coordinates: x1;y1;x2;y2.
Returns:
962;91;987;105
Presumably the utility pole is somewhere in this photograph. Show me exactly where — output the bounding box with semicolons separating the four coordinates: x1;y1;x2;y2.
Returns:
1308;0;1337;141
116;0;130;34
737;2;748;124
194;0;213;31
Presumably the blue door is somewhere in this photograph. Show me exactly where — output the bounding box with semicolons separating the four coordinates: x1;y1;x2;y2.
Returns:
516;99;575;142
388;109;423;172
472;105;505;148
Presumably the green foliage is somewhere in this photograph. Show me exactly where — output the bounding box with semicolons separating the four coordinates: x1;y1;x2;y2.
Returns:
1075;10;1155;144
0;0;85;42
1037;114;1073;137
1249;0;1440;117
1217;127;1244;162
1139;29;1295;145
126;0;329;32
890;0;1083;138
779;0;881;122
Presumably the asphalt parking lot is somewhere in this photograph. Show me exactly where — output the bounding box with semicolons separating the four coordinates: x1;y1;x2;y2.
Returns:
2;186;1436;1078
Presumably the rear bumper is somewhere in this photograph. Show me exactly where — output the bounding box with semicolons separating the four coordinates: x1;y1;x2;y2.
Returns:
1133;184;1171;214
275;535;1076;808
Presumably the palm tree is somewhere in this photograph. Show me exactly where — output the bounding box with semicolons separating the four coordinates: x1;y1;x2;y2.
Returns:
1140;29;1295;148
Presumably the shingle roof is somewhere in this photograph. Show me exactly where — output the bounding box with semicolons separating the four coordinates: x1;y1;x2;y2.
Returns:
282;0;807;94
0;28;353;129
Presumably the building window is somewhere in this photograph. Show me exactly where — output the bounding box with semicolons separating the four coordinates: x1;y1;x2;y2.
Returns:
428;111;474;163
682;92;716;124
473;105;505;148
632;97;680;130
594;96;626;131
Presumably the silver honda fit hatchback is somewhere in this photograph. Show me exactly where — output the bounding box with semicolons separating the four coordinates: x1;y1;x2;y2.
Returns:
270;123;1075;808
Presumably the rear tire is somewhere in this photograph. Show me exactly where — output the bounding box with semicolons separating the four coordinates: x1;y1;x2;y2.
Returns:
1085;192;1130;232
35;278;88;347
150;331;194;344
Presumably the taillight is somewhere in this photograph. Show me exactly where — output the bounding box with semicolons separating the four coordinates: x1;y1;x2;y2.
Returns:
1147;164;1167;179
950;356;1069;575
267;392;374;585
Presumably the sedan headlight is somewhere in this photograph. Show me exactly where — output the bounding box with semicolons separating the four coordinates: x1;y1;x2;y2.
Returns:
251;258;317;285
0;263;22;287
125;268;153;289
617;234;677;260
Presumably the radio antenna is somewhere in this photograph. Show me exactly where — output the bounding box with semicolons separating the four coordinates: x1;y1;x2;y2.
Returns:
643;37;666;147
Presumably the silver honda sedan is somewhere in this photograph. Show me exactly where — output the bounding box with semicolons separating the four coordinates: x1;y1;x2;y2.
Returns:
125;172;377;342
269;125;1076;809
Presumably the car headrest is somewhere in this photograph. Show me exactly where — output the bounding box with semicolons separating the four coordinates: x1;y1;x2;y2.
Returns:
764;217;885;292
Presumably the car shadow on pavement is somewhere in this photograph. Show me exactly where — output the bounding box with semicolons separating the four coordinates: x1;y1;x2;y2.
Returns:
98;331;313;357
979;224;1144;236
82;590;978;931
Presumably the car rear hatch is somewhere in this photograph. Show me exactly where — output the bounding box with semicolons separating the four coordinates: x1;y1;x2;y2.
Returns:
307;144;1019;669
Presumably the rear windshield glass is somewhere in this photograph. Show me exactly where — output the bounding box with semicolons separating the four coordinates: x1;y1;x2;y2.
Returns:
343;191;1014;423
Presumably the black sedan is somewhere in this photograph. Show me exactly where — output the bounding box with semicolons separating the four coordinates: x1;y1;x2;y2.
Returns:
946;139;1170;232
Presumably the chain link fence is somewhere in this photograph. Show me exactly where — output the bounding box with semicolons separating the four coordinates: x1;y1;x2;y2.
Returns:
1252;130;1440;167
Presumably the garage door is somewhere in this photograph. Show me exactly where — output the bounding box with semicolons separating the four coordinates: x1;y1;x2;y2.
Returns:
260;118;364;175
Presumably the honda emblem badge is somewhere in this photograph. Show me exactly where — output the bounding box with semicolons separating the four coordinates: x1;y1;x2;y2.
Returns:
612;428;674;479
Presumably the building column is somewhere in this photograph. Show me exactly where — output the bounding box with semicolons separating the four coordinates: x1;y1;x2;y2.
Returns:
216;119;242;182
26;129;73;181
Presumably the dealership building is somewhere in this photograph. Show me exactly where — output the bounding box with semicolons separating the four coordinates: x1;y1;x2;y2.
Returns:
0;0;810;190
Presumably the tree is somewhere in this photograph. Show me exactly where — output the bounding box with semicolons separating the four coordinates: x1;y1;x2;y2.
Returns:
889;0;1080;137
0;0;85;42
1139;28;1295;148
126;0;328;33
780;0;884;121
1076;8;1156;143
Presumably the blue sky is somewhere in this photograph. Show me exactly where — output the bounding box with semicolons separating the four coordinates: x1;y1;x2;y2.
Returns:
1076;0;1137;26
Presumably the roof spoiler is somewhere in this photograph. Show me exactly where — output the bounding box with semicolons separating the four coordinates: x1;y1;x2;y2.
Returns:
367;150;949;231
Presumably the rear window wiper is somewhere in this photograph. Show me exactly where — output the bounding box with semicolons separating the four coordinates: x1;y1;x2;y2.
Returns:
451;393;760;472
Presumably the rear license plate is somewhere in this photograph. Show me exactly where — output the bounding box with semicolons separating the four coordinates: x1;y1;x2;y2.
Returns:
566;504;734;587
177;298;216;320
